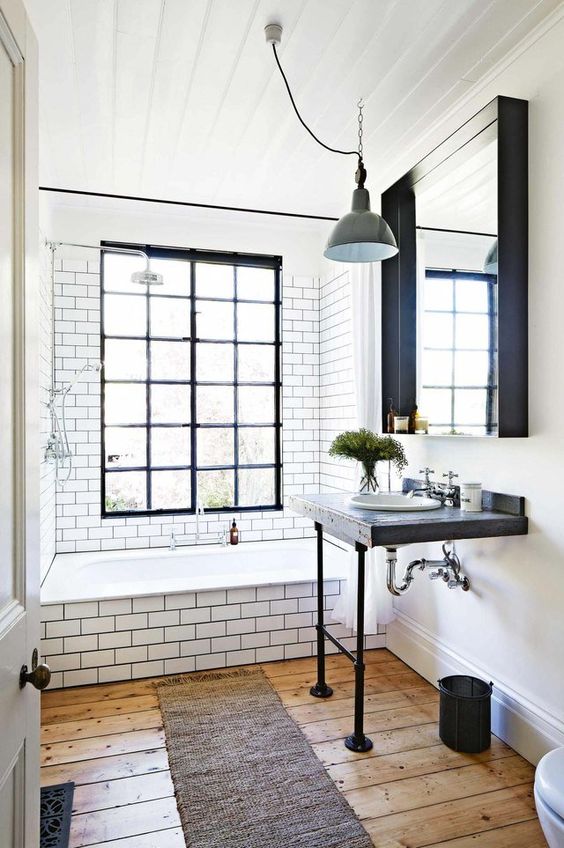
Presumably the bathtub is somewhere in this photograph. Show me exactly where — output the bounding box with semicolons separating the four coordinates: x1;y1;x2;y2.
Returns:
40;538;364;688
41;537;349;604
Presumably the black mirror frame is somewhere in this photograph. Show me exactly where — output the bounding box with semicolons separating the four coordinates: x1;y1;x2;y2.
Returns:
381;96;528;438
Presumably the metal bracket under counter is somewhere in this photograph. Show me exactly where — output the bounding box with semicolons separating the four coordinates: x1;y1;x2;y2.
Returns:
288;487;527;754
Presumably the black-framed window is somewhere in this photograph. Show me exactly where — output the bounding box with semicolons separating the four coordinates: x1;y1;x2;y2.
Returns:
419;269;498;436
101;243;282;517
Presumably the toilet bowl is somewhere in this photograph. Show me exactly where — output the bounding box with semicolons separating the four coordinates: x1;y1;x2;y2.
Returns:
535;747;564;847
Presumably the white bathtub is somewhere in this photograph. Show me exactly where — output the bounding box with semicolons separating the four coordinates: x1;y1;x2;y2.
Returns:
41;538;350;605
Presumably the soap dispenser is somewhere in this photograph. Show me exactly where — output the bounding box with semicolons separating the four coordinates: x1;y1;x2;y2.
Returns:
229;520;239;545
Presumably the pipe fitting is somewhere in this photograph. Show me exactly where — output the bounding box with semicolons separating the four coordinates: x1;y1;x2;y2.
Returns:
385;543;470;596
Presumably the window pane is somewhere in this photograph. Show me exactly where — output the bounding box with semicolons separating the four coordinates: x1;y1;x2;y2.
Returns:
421;350;452;387
456;314;489;349
197;386;234;423
239;428;275;464
104;294;146;336
198;428;234;466
238;345;275;382
151;470;190;510
151;258;189;296
237;267;275;301
197;343;234;382
150;296;190;338
104;339;146;380
151;340;190;380
422;313;453;348
103;253;148;295
105;427;146;468
238;468;275;507
198;469;234;508
456;279;489;313
151;384;190;423
197;301;233;340
105;471;146;512
238;386;274;423
424;278;452;311
151;427;190;466
237;303;275;342
196;263;233;299
105;383;146;424
454;351;490;386
419;388;451;425
454;389;487;426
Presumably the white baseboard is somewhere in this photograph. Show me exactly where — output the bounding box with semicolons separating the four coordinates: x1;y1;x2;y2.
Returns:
387;611;564;765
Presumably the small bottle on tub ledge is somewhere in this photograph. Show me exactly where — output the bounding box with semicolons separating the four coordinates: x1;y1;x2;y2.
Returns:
230;520;239;545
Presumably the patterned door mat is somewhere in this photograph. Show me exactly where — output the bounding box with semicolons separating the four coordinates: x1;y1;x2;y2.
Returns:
40;783;74;848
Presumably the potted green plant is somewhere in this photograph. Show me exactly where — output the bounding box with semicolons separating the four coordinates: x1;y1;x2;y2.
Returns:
328;428;407;493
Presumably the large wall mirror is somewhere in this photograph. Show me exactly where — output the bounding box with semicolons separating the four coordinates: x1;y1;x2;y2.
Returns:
381;96;528;438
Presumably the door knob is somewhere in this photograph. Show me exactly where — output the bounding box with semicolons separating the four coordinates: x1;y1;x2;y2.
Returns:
20;648;51;691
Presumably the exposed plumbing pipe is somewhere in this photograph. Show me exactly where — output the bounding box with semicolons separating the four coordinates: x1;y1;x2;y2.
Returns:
385;543;470;596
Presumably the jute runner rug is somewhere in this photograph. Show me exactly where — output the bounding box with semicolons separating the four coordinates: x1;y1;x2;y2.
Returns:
156;668;373;848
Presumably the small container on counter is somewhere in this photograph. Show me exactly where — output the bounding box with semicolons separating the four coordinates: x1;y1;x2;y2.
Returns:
415;416;429;434
394;415;409;433
460;482;482;512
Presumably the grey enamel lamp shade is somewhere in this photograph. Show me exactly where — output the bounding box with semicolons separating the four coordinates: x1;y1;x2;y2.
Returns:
324;188;399;262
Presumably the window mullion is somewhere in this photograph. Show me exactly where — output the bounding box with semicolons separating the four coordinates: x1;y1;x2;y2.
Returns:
233;265;239;507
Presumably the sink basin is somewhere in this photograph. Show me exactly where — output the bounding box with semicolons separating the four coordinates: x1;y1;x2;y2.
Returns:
348;493;442;512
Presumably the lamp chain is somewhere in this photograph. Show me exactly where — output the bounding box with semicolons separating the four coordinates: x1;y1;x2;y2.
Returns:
357;99;364;160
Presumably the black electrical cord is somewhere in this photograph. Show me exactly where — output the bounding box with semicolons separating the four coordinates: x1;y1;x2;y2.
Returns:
272;43;360;161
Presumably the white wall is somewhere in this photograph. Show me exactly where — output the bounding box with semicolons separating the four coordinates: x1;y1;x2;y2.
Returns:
385;15;564;764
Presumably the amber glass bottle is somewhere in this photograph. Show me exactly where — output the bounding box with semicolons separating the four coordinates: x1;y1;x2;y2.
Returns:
229;520;239;545
387;398;397;434
408;404;418;434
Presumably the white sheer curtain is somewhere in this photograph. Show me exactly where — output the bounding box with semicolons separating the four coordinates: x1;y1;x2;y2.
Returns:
330;263;395;633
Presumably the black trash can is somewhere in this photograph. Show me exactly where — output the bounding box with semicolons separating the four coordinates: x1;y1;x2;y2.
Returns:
438;675;493;753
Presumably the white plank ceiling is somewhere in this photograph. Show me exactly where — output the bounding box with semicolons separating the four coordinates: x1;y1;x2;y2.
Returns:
26;0;561;217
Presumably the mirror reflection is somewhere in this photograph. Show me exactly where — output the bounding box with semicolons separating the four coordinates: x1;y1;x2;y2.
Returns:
415;139;498;436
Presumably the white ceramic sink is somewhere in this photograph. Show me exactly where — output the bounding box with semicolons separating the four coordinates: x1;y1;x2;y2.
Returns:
348;493;442;512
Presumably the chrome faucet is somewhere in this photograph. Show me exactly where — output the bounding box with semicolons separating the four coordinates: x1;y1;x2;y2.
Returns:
409;468;459;507
169;531;176;551
195;500;205;543
408;467;435;497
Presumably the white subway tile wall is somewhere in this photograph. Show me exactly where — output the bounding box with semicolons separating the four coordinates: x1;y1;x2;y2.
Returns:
50;257;320;552
40;581;385;688
320;266;356;492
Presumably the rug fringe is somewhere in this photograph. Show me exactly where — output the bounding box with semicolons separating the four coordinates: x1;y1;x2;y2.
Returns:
154;666;262;688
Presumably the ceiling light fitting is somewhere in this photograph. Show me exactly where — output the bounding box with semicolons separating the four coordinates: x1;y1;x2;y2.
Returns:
266;24;397;264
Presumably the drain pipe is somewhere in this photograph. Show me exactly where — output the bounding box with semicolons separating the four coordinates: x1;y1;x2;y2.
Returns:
385;542;470;596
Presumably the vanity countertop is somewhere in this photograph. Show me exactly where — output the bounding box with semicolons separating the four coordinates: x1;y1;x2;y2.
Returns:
288;490;528;549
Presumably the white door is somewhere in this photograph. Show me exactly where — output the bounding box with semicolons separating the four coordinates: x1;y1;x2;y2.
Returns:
0;1;41;846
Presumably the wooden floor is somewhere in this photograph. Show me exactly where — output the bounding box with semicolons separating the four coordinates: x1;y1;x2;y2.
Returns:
41;649;546;848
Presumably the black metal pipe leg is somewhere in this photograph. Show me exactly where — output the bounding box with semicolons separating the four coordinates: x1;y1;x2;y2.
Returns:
345;543;373;752
310;523;333;699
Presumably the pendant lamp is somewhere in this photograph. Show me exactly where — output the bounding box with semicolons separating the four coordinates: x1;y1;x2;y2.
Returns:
266;24;398;264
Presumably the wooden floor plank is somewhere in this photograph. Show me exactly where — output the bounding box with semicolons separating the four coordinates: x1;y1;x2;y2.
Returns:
327;737;511;791
427;818;547;847
41;748;169;787
72;770;174;815
271;658;409;691
42;678;157;709
312;722;442;766
301;701;438;744
69;796;181;848
41;727;165;766
41;708;163;744
41;694;159;726
85;829;185;848
286;684;437;724
362;785;538;847
277;670;425;707
345;756;535;819
262;648;396;678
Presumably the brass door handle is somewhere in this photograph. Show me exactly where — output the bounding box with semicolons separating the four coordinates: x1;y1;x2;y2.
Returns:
20;648;51;690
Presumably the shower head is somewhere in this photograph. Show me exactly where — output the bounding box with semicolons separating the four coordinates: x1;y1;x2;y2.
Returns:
131;261;164;286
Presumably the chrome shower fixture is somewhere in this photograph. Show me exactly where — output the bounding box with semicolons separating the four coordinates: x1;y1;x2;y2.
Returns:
47;241;164;285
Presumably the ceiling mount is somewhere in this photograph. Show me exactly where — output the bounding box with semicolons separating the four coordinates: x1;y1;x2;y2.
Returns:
264;23;282;46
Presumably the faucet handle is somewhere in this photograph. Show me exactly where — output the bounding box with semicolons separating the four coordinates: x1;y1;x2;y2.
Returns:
443;471;459;485
419;467;435;485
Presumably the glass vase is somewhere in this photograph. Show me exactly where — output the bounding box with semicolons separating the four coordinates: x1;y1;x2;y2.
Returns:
359;461;378;494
